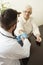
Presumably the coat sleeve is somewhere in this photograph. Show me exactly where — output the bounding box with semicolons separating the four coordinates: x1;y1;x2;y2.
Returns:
10;39;31;59
0;39;31;59
31;19;40;37
14;19;24;36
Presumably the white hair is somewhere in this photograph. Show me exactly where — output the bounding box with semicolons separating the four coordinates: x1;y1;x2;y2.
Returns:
22;5;32;14
22;5;32;11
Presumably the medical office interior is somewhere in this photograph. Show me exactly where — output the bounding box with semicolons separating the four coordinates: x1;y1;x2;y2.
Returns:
0;0;43;65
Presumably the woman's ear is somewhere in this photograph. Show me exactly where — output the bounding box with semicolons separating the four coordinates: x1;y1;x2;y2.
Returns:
30;8;32;14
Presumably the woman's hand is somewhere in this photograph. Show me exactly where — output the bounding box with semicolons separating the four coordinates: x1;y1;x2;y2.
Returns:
36;35;42;42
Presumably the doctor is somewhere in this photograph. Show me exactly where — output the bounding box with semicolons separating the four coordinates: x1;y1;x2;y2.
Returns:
0;9;31;65
14;5;42;43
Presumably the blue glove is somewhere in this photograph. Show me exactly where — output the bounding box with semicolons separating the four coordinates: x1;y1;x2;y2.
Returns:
16;35;21;41
16;35;23;46
16;33;28;46
21;33;28;38
16;33;28;42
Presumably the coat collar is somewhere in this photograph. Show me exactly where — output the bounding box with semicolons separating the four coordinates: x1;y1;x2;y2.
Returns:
0;27;14;38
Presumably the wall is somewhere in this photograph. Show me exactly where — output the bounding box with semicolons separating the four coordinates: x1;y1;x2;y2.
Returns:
0;0;43;26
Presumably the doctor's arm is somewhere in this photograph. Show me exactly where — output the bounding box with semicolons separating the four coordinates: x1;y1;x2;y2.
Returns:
11;38;31;59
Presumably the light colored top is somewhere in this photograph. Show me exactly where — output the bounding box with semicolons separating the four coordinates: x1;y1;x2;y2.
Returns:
14;15;40;37
0;27;31;65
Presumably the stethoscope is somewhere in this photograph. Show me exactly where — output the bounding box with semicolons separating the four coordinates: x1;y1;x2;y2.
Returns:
0;32;16;39
0;32;23;46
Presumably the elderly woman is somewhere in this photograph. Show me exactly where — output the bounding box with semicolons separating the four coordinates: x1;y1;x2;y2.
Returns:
14;5;42;43
14;5;42;65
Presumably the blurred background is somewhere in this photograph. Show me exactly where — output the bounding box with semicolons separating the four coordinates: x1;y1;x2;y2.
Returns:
0;0;43;26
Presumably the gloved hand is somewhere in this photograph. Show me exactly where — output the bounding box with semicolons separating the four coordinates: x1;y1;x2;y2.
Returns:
21;33;28;39
16;33;28;46
16;33;28;42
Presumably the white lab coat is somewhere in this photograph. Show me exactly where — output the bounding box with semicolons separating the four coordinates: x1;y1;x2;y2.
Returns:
14;15;40;37
0;27;31;65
